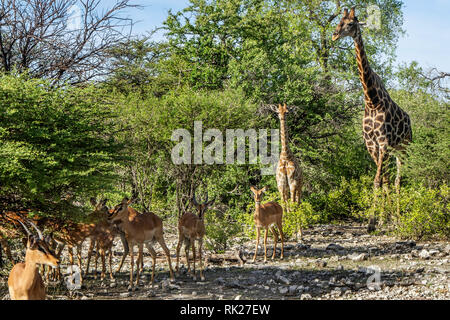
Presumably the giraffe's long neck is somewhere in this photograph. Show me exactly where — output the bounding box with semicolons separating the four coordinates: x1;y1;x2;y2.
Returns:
279;115;290;158
353;29;379;105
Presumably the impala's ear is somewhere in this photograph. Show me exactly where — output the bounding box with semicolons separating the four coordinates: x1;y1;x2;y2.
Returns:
349;7;356;19
250;186;257;195
343;8;348;17
28;236;37;249
89;197;97;207
261;186;268;193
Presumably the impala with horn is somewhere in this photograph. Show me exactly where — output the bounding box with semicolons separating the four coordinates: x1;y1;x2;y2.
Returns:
8;219;59;300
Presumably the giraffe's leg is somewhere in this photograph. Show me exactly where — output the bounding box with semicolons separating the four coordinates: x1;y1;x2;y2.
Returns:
369;146;387;232
296;186;303;240
252;227;260;263
288;175;302;240
277;172;289;211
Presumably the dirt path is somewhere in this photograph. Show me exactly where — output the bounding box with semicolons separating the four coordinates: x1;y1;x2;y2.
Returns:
1;223;448;300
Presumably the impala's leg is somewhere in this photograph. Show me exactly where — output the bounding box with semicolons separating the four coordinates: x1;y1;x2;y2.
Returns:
277;220;284;259
198;239;205;281
157;237;175;281
100;246;106;281
55;243;65;281
85;238;95;276
145;244;157;286
252;227;260;263
270;226;277;260
176;232;183;274
128;243;135;291
76;244;83;283
263;227;269;263
191;241;196;281
116;232;129;274
184;238;191;274
135;244;143;287
68;246;74;266
108;246;114;280
94;243;99;279
68;246;77;284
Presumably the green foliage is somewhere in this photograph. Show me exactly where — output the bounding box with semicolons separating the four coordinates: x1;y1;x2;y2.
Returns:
391;63;449;188
205;209;242;253
282;200;319;239
0;73;126;216
394;184;449;240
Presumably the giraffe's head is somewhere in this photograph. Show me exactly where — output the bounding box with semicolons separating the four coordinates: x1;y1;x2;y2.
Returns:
276;103;289;119
332;7;359;41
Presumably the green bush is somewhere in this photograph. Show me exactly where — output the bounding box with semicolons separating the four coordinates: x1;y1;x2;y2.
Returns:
205;209;242;253
394;184;449;240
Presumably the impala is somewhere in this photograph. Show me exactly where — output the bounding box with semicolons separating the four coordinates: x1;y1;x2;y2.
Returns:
8;219;59;300
47;218;95;283
108;197;175;290
176;190;214;281
250;186;284;262
85;198;128;280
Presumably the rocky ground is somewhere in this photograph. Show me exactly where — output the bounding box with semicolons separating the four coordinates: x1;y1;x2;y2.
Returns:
1;223;449;300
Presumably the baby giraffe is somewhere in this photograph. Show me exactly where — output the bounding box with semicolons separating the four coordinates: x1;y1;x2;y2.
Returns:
250;186;284;263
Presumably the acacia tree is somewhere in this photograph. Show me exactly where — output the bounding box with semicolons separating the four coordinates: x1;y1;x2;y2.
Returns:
0;0;139;84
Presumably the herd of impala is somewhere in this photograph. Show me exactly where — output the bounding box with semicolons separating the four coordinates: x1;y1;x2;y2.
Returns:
1;186;284;300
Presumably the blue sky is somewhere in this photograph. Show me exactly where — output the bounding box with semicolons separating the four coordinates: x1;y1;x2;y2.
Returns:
118;0;450;72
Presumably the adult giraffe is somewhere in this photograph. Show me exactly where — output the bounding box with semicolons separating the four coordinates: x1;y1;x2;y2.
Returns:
332;7;412;232
275;103;303;238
